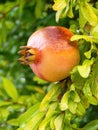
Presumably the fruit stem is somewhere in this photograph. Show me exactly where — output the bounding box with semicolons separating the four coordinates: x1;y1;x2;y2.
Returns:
18;46;36;65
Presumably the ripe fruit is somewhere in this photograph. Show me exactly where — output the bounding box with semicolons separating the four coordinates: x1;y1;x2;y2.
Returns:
19;26;80;82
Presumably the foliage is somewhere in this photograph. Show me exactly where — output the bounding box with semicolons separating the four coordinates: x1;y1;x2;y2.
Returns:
0;0;98;130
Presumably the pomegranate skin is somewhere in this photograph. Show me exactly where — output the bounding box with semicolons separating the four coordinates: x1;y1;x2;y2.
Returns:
26;26;80;82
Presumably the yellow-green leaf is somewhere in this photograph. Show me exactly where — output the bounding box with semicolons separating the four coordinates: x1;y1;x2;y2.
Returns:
54;114;64;130
76;102;85;116
52;0;66;11
39;83;61;111
79;2;98;26
39;103;57;130
78;65;90;78
68;98;77;114
60;91;69;111
23;112;45;130
3;78;18;100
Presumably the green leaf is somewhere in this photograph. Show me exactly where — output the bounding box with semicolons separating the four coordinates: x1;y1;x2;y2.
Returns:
71;35;97;43
0;108;10;122
81;96;89;109
79;6;87;28
23;112;45;130
91;25;98;38
7;119;19;126
0;101;12;107
0;2;17;13
84;119;98;130
71;67;85;88
35;0;45;18
77;59;94;78
91;78;98;99
79;2;98;26
87;96;98;105
33;76;47;85
70;91;80;103
54;114;64;130
50;116;57;130
56;10;63;22
93;57;98;77
5;21;14;30
52;0;66;11
77;65;90;78
2;19;7;43
83;78;98;105
67;1;74;18
64;123;73;130
39;83;61;111
19;0;25;13
68;98;77;114
39;103;58;130
83;79;92;97
84;49;92;59
76;102;85;116
3;78;18;100
60;91;70;111
18;103;40;126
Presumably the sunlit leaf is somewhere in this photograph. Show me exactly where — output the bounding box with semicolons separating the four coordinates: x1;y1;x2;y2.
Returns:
78;65;90;78
23;112;45;130
71;35;98;43
84;49;92;59
60;91;69;111
67;1;74;18
39;103;57;130
77;59;94;78
8;103;40;127
91;25;98;38
52;0;66;11
68;98;77;114
50;116;57;130
3;78;18;100
79;6;87;28
39;83;61;111
18;103;40;125
70;91;80;103
56;10;63;22
79;2;98;26
76;102;85;116
83;79;92;97
87;96;98;105
54;114;64;130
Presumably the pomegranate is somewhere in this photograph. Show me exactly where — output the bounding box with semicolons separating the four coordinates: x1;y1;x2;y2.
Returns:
19;26;80;82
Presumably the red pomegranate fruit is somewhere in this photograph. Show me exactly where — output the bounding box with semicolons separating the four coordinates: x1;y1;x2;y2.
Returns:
19;26;80;82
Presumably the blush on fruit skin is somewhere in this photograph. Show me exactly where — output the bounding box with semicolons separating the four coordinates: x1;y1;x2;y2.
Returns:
19;26;80;82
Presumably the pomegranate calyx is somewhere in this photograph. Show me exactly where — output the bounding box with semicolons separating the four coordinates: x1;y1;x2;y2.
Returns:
18;46;36;65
